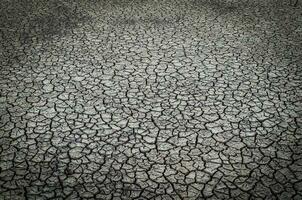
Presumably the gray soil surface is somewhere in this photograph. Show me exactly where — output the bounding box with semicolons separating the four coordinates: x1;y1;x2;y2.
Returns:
0;0;302;199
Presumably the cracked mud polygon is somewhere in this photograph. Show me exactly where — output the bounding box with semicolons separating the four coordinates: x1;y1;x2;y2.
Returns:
0;0;302;199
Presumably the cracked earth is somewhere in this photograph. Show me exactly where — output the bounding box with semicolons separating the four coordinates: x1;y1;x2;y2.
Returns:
0;0;302;199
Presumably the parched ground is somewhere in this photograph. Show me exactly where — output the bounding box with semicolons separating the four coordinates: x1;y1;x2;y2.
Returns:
0;0;302;199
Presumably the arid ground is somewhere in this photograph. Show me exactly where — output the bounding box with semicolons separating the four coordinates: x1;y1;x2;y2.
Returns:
0;0;301;199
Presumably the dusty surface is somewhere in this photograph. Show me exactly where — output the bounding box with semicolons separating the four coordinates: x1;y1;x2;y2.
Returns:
0;0;302;199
